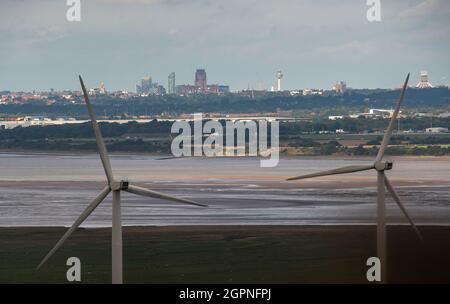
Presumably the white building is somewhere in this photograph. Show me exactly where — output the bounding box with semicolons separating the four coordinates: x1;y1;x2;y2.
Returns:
328;115;344;120
425;127;449;133
303;89;323;96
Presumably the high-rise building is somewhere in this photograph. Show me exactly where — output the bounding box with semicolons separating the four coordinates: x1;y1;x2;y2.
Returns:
416;71;433;88
136;76;152;94
136;76;166;95
142;76;152;92
195;69;207;92
168;72;176;94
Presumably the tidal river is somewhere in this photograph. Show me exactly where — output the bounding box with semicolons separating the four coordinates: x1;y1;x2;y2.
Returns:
0;153;449;227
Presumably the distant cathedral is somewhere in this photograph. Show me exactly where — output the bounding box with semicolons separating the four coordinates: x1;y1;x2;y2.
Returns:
416;71;433;89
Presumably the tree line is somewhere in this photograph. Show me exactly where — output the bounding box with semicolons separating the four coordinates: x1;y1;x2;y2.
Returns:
1;87;449;118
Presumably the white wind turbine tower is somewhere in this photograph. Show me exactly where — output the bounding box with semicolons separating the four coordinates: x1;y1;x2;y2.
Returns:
286;73;422;282
37;76;207;284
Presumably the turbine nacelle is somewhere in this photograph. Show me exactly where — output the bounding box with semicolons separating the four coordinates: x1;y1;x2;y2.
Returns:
374;161;393;172
110;180;129;191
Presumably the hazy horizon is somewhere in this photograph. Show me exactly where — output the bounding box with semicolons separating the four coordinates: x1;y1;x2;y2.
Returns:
1;0;449;92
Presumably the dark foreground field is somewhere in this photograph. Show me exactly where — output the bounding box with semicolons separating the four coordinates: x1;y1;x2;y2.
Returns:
1;225;450;284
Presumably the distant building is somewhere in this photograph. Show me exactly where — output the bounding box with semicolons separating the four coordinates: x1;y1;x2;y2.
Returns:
303;89;312;96
328;115;344;120
88;88;100;95
276;71;283;92
333;81;347;93
303;89;323;96
416;71;433;88
87;83;107;96
206;85;219;94
136;76;152;94
425;127;449;133
206;84;230;95
136;76;165;95
369;108;394;117
168;72;176;94
156;85;166;95
438;112;450;118
176;84;198;95
195;69;207;92
218;85;230;94
351;109;397;119
175;69;228;95
99;83;106;94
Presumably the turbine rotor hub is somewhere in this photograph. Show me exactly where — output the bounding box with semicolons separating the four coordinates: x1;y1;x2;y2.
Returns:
374;161;393;172
110;180;129;191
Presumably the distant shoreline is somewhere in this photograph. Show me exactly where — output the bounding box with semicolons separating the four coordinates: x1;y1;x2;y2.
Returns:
1;150;450;161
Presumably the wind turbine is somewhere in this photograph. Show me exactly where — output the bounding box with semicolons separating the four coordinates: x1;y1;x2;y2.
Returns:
286;73;422;282
37;76;207;284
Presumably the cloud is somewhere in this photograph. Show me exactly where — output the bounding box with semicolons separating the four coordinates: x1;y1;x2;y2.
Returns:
317;41;373;56
0;0;449;91
399;0;450;18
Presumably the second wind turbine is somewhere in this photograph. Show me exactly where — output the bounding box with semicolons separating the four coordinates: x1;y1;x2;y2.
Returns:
287;73;422;283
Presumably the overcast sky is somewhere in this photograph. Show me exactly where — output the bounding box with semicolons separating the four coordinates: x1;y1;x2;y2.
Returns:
0;0;449;91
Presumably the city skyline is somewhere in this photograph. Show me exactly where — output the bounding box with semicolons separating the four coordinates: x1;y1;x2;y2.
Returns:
0;0;449;91
0;69;445;94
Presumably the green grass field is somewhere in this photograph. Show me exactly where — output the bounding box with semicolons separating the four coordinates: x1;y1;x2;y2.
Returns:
1;226;449;284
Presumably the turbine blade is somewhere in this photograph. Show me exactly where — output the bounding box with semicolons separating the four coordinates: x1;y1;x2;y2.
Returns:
37;186;111;270
384;177;423;241
286;165;374;181
79;76;114;183
375;73;410;162
125;184;207;207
